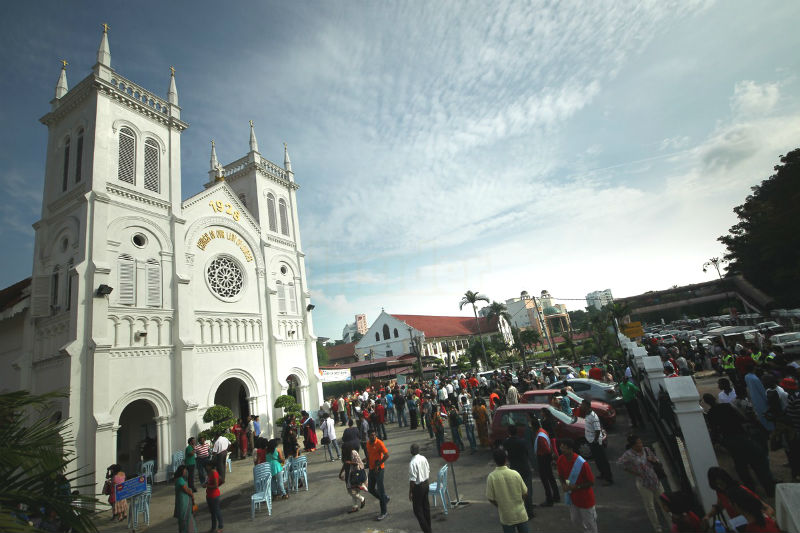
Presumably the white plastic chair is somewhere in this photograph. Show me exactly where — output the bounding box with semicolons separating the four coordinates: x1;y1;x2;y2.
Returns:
168;450;184;478
428;464;451;514
289;455;308;492
251;473;272;518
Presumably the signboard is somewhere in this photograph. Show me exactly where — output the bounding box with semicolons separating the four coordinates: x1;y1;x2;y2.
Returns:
396;374;407;386
114;475;147;501
440;441;460;463
622;321;642;329
623;327;645;339
319;368;352;383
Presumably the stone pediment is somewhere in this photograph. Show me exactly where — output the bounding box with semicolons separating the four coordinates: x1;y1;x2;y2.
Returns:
182;181;261;238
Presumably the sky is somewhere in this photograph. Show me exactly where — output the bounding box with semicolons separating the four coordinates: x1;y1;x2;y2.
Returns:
1;1;799;341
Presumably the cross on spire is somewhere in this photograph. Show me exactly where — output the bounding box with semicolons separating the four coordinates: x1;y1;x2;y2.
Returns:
170;66;175;76
60;59;68;69
102;22;110;34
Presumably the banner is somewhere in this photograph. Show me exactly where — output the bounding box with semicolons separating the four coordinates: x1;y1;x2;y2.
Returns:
115;475;147;501
319;368;352;383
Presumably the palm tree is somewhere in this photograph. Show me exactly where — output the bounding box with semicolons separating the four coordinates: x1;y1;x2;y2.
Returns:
485;301;512;324
560;327;577;361
519;329;542;364
605;301;632;355
459;290;490;368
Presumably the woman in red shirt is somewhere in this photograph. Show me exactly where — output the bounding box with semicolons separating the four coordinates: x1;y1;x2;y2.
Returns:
728;487;780;532
704;467;774;526
203;463;223;533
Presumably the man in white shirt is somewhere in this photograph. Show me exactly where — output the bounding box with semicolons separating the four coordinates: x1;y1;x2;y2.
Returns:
408;444;431;533
321;412;341;462
246;416;255;457
212;434;230;482
717;378;737;404
506;384;519;405
581;399;612;486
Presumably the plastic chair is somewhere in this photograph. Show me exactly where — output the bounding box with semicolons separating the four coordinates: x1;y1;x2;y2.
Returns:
253;464;270;486
128;484;151;528
139;460;155;486
251;473;272;518
428;464;451;514
226;452;232;473
289;455;308;492
168;450;184;478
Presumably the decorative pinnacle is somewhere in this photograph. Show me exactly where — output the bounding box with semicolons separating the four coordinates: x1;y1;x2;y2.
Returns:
167;66;178;105
60;59;68;69
55;60;69;99
102;22;110;34
170;65;175;76
249;120;259;153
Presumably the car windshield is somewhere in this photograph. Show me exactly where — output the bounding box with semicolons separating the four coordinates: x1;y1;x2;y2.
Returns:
499;411;532;427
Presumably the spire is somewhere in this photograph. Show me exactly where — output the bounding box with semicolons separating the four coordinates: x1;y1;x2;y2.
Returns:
210;140;218;171
97;23;111;67
249;120;259;153
167;66;178;105
283;142;292;173
214;164;225;183
55;60;69;99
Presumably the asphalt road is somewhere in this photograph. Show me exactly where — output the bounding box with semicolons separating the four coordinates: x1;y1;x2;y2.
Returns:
98;408;659;533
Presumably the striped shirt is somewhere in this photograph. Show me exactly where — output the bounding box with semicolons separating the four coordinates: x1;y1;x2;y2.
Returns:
194;442;211;458
461;404;475;427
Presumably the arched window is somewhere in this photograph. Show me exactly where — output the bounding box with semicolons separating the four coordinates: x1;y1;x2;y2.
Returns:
278;199;290;236
266;193;277;232
375;332;380;342
393;328;398;338
143;138;159;193
118;254;135;305
118;127;135;184
51;266;60;309
382;324;390;341
146;259;161;307
276;281;286;312
75;129;84;183
62;137;70;191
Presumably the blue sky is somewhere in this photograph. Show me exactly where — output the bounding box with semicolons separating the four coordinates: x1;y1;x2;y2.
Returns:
1;1;799;340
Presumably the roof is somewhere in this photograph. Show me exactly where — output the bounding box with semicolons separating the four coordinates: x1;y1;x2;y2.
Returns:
390;314;500;338
326;341;357;362
0;277;31;315
321;353;415;370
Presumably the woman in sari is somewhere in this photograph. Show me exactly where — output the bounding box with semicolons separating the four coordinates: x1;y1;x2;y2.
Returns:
173;465;196;533
301;411;318;452
338;442;366;513
233;419;247;459
473;398;490;448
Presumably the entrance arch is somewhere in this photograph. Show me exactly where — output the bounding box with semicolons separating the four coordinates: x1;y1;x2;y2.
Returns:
214;377;251;421
116;400;157;477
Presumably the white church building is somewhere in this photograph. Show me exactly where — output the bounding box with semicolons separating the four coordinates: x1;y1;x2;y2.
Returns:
0;29;323;492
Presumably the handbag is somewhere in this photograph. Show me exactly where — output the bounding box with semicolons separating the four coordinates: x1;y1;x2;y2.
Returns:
646;448;667;478
349;468;366;486
321;436;331;445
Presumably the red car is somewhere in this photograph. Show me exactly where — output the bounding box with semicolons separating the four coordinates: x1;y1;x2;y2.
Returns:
522;389;616;428
489;403;606;454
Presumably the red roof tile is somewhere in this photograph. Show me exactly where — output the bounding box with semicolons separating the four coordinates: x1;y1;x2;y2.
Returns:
326;341;357;362
0;277;31;313
390;314;500;338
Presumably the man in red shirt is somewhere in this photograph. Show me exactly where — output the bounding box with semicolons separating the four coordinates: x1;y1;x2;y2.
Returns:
375;402;387;440
588;366;604;381
469;375;479;391
557;439;597;533
531;415;559;507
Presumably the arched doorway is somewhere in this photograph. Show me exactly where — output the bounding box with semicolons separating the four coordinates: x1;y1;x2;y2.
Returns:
214;378;251;421
286;374;302;408
116;399;157;478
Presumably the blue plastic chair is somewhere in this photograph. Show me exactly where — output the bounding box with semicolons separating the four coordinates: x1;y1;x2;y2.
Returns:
139;460;155;486
253;464;270;485
428;465;451;515
251;473;272;518
289;455;308;492
128;484;151;528
168;450;184;478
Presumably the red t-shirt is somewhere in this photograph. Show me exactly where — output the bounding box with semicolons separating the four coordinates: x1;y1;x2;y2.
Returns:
206;469;220;499
255;449;266;465
717;485;759;518
744;516;780;533
376;404;386;423
459;379;466;390
469;377;479;389
588;367;604;381
557;453;595;508
535;430;551;455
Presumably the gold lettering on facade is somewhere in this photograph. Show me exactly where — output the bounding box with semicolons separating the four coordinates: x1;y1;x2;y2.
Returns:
196;227;254;262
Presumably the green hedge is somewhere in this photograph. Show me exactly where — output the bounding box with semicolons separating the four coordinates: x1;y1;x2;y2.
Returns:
322;378;370;399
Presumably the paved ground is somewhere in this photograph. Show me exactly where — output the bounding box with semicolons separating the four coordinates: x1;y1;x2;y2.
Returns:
98;411;659;533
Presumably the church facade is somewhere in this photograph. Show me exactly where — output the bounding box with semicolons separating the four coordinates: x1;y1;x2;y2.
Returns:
0;29;322;492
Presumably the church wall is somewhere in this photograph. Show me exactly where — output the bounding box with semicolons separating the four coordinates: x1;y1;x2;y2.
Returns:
0;313;25;392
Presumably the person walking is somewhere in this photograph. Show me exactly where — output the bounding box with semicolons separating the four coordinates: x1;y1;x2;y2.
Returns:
359;413;371;464
580;399;612;485
531;416;559;507
339;442;366;513
486;448;530;533
408;393;419;429
557;439;598;533
246;415;255;457
338;395;348;426
617;435;670;533
194;436;210;486
460;396;477;452
396;393;408;428
432;409;445;456
448;405;466;451
184;437;197;493
375;400;388;440
173;465;197;533
619;376;645;428
366;429;390;521
474;398;491;448
321;412;341;462
503;424;535;518
386;391;396;423
202;462;223;533
211;434;230;484
408;444;431;533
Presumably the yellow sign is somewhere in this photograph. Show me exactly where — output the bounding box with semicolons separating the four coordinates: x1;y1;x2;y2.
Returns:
623;327;644;338
622;321;642;329
196;227;253;262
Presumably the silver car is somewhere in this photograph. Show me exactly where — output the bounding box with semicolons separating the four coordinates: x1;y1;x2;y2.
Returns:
771;332;800;356
546;378;623;406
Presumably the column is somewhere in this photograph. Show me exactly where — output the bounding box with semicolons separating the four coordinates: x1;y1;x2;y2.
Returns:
642;356;667;396
248;396;259;418
664;377;719;510
95;421;119;499
154;415;171;482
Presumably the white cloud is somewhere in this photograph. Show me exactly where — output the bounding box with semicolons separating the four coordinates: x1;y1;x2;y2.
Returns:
730;80;780;117
659;135;691;151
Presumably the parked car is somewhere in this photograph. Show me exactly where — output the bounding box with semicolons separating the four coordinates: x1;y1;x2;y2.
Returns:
661;334;678;346
489;404;606;455
555;365;578;378
770;332;800;356
758;321;785;335
546;378;622;406
521;389;616;427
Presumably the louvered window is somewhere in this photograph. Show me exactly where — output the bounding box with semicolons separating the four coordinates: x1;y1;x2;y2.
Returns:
276;281;286;313
62;137;70;191
279;199;290;236
75;130;83;183
118;127;135;184
287;283;297;314
31;275;51;317
146;259;161;307
118;254;135;305
144;139;159;192
51;266;60;310
267;194;277;232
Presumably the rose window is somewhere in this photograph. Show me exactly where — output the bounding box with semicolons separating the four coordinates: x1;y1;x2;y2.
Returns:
206;256;244;299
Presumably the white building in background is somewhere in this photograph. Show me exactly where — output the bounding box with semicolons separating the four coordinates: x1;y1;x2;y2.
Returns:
586;289;614;310
0;30;322;493
342;313;368;343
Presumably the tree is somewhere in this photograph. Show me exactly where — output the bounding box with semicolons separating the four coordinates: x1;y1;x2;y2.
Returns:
352;332;364;343
316;340;329;366
560;328;577;361
0;390;99;533
274;395;302;427
201;405;236;444
519;329;542;353
459;290;490;367
568;309;589;332
719;149;800;306
485;301;511;324
604;301;631;352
